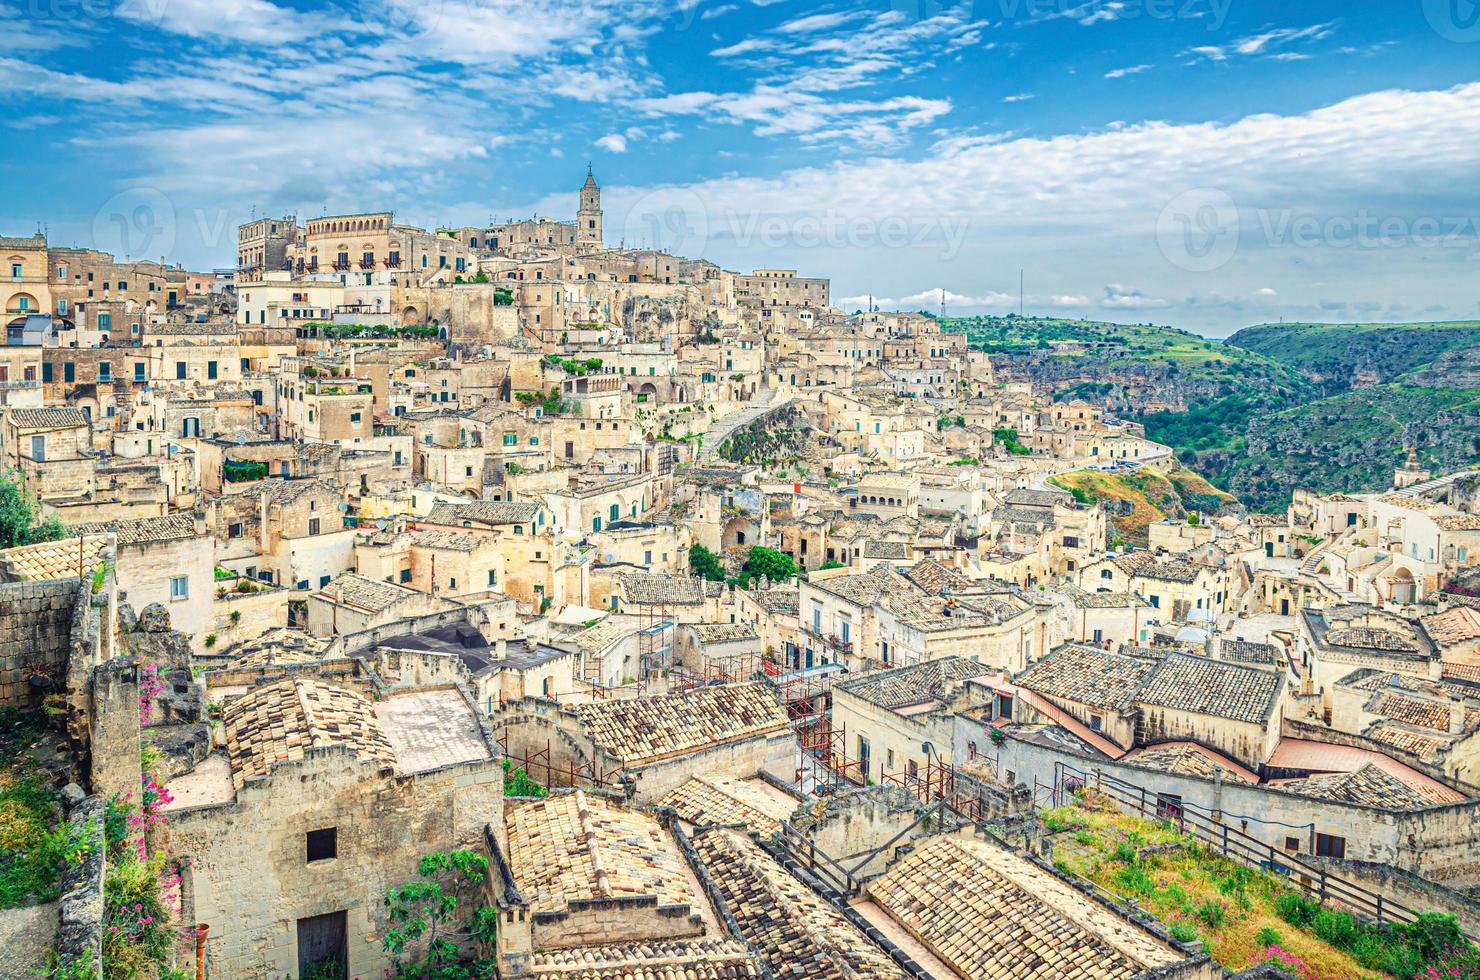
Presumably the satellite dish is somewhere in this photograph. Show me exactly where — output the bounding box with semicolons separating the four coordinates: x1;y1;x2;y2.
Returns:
236;434;247;445
377;519;388;530
337;502;349;513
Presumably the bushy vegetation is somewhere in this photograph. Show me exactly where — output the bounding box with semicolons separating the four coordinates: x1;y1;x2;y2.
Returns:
383;850;499;980
0;710;89;909
544;354;604;376
223;459;268;483
1044;793;1479;978
992;428;1031;456
311;322;442;340
502;759;547;799
514;387;573;415
0;471;66;550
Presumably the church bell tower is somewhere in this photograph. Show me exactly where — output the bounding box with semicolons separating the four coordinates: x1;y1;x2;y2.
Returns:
577;165;603;250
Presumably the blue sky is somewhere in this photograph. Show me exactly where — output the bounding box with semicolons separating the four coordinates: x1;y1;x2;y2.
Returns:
3;0;1480;334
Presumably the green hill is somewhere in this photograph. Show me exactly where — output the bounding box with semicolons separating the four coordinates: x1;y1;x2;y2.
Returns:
1226;321;1480;393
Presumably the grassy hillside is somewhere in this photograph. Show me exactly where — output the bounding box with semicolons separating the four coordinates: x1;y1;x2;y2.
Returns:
940;315;1307;394
1226;321;1480;392
1043;794;1473;978
1214;385;1480;508
1049;467;1238;546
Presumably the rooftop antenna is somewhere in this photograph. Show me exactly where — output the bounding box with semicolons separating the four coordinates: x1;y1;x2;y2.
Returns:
940;288;946;318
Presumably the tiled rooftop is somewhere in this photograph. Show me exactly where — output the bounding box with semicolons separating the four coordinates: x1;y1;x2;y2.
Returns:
504;791;695;916
868;834;1185;979
655;775;795;835
5;407;88;430
528;938;761;978
1134;654;1285;725
316;572;419;612
836;656;985;712
70;512;200;546
576;682;789;766
223;678;396;789
691;828;908;979
0;534;108;582
1274;763;1450;810
1015;645;1158;711
1120;742;1256;784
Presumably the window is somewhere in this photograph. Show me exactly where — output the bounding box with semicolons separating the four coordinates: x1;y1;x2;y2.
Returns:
306;827;337;862
308;515;322;537
1089;714;1102;732
176;362;187;379
487;569;496;587
98;362;111;382
30;435;45;462
43;363;55;383
1155;793;1183;820
320;575;331;588
169;575;188;600
228;522;243;539
400;569;412;583
1315;833;1346;858
133;363;145;382
97;313;111;330
207;360;218;380
1284;836;1301;852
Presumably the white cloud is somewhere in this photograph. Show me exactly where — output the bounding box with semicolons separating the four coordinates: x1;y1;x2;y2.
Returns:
1002;93;1035;103
596;134;629;153
1104;64;1152;79
1100;284;1169;309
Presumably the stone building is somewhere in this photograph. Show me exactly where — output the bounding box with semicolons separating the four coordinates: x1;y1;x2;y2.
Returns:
162;677;502;979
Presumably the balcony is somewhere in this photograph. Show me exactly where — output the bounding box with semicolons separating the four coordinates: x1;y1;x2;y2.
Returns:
384;257;402;269
801;625;854;654
332;261;352;272
358;258;377;270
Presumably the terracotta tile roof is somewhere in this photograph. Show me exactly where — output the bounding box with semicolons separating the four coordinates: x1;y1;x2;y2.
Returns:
528;938;761;978
70;512;200;546
869;834;1185;979
691;828;908;979
575;682;789;766
223;679;395;789
1368;692;1472;734
655;776;794;835
1326;627;1419;653
316;572;419;612
1364;721;1456;761
5;407;88;430
615;573;720;606
0;534;108;582
1219;639;1283;666
1423;607;1480;648
689;623;758;644
1120;742;1257;784
1273;762;1453;809
1015;644;1158;711
426;500;541;526
836;656;984;712
1134;654;1285;725
900;558;973;596
504;791;695;917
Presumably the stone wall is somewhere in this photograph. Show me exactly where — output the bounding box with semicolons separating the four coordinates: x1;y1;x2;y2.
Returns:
54;794;106;975
0;578;87;708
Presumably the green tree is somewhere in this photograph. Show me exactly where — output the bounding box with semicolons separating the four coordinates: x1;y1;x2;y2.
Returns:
689;543;726;582
384;850;498;980
0;472;65;550
734;546;798;588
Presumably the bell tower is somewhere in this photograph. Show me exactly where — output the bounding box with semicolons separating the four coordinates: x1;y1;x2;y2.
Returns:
577;165;603;250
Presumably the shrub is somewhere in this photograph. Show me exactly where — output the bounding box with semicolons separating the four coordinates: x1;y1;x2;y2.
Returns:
1274;891;1319;927
1255;927;1282;948
1113;863;1155;897
1196;900;1226;929
1111;842;1137;864
1168;921;1199;943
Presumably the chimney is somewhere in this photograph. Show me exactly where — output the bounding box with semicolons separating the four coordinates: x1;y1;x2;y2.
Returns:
495;637;508;661
1450;699;1467;736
